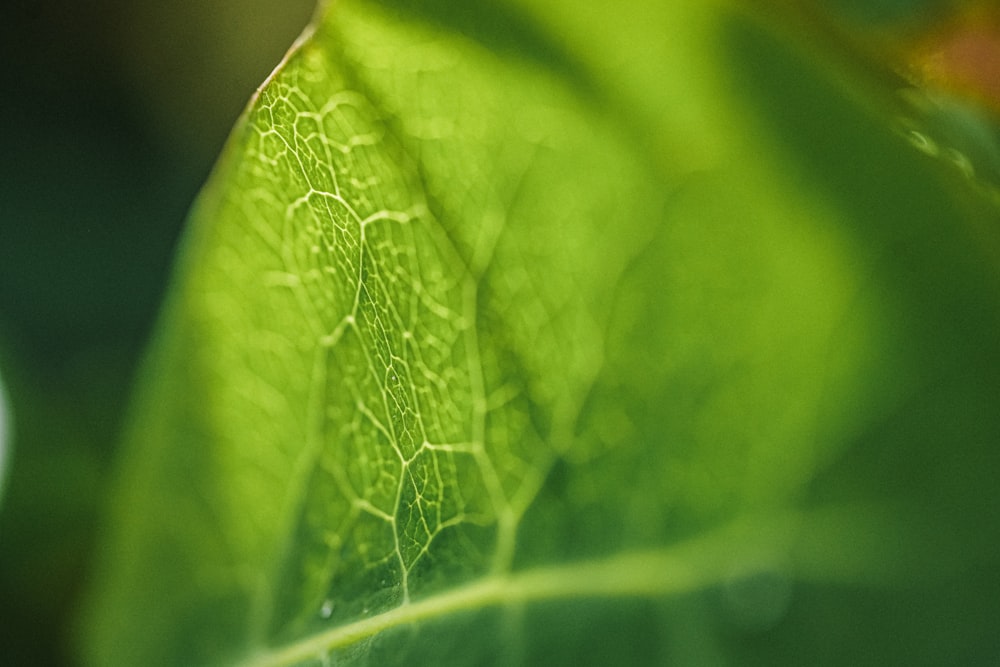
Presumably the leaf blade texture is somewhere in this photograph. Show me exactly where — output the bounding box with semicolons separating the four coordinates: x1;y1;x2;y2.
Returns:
83;0;1000;665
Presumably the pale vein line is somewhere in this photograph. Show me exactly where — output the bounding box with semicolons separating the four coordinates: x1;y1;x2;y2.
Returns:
239;554;697;667
236;512;804;667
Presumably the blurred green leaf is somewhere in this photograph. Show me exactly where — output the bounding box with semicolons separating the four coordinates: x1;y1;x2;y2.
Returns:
82;0;1000;665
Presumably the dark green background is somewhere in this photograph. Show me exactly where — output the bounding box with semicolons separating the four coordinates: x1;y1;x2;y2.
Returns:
0;1;310;663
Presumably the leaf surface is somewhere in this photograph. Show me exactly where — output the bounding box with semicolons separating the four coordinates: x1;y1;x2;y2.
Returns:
83;0;1000;665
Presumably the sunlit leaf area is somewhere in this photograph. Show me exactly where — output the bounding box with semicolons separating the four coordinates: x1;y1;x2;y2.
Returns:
3;0;1000;665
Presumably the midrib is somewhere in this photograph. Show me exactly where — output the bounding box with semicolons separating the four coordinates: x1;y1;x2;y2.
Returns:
236;513;799;667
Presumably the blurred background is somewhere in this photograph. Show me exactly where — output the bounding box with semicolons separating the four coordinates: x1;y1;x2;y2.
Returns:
0;0;312;663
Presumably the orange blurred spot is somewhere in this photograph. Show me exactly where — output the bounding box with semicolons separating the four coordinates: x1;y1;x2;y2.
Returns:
908;7;1000;114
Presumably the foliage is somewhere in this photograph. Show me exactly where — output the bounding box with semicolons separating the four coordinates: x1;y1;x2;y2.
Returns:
82;0;1000;665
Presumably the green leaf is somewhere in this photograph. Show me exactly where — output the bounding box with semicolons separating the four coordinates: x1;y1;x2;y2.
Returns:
83;0;1000;665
